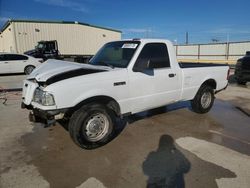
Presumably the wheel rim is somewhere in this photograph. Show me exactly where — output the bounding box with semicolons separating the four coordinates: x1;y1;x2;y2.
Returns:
83;113;109;142
201;92;212;109
25;66;34;74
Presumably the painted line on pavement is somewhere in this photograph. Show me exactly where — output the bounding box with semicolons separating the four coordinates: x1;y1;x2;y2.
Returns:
176;137;250;188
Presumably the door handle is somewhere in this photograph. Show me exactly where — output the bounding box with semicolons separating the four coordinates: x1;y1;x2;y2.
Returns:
4;62;8;64
169;73;176;78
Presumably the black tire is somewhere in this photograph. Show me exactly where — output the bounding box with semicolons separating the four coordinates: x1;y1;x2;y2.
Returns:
24;65;35;75
68;103;115;149
191;85;215;114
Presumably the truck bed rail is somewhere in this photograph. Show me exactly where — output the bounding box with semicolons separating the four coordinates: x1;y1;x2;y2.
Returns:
179;62;228;68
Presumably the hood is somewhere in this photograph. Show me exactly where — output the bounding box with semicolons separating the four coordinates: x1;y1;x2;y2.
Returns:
27;59;112;85
24;49;37;56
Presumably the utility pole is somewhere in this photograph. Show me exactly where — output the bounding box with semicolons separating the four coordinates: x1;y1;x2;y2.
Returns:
226;33;229;43
226;33;230;60
185;31;189;44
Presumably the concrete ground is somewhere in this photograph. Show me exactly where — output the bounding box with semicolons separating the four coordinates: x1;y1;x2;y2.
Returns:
0;76;250;188
0;74;26;90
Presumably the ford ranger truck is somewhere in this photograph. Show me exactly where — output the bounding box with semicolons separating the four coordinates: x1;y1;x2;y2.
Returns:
21;39;230;149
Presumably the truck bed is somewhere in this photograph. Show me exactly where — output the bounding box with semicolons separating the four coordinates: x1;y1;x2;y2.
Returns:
179;62;228;68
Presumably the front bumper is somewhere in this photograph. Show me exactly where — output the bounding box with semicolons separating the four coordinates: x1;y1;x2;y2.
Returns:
22;102;67;127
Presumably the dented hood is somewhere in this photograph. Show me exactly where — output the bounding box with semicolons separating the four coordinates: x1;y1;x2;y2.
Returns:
27;59;111;84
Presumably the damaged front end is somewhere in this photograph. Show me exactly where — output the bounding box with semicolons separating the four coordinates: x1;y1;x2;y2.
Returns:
21;79;67;127
21;59;109;127
27;106;67;127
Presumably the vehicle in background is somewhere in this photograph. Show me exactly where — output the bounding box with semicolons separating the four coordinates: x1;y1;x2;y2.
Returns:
24;40;59;60
235;51;250;85
24;40;92;63
22;39;229;149
0;53;43;75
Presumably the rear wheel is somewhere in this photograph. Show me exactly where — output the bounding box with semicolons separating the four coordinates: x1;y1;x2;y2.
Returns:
68;103;115;149
191;85;215;114
24;65;35;75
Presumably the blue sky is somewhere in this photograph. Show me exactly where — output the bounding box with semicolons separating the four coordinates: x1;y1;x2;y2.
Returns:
1;0;250;44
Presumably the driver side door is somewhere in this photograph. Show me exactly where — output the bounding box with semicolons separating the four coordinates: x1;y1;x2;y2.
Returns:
128;43;181;113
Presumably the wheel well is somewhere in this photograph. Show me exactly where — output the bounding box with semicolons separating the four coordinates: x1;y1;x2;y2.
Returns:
66;96;121;118
201;79;217;89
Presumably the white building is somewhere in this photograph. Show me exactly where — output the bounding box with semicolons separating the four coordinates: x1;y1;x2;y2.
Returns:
0;19;122;55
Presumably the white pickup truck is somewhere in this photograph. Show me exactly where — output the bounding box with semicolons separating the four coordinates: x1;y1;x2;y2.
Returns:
22;39;229;149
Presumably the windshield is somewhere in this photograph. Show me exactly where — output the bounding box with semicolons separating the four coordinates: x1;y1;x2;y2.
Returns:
89;41;140;68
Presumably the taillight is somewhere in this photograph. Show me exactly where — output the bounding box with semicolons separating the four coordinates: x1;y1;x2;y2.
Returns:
227;68;230;80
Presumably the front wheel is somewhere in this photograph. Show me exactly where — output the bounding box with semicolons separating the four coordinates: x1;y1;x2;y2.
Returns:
68;103;115;149
191;85;215;114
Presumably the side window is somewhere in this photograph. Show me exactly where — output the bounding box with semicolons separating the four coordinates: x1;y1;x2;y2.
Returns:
135;43;170;69
5;54;28;61
16;55;28;60
45;42;55;52
4;55;13;61
0;55;4;61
